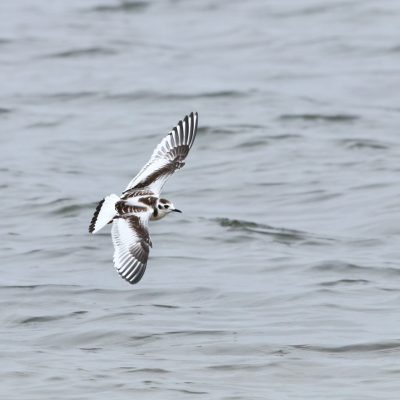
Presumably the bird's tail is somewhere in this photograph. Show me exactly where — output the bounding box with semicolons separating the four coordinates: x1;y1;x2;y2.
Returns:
89;194;120;234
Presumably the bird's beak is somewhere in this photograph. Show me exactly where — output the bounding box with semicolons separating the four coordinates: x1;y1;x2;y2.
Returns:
172;208;182;213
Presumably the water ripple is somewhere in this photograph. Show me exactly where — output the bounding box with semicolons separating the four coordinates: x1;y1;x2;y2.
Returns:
294;340;400;354
279;113;359;122
215;217;335;245
45;47;117;58
90;1;150;13
339;138;390;150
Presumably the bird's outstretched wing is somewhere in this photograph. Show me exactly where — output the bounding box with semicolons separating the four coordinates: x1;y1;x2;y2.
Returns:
111;211;152;285
124;112;198;195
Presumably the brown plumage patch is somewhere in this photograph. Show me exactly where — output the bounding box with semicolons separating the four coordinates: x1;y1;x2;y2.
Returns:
115;201;147;215
153;207;158;218
138;196;157;207
121;188;154;199
133;163;178;189
127;215;152;248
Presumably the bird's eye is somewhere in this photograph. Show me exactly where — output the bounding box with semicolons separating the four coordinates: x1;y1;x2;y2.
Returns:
158;205;162;209
165;205;169;209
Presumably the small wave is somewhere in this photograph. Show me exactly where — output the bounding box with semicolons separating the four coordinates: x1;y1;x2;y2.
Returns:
47;200;94;216
51;204;82;215
388;45;400;53
0;284;79;291
45;47;117;58
319;279;370;287
339;138;389;150
196;90;246;98
198;126;235;136
208;363;268;371
24;197;90;216
167;389;208;395
91;1;149;13
273;3;347;18
237;139;269;148
80;347;102;352
119;367;170;374
215;217;334;245
235;123;264;129
217;218;271;230
39;197;74;206
310;261;366;273
152;304;179;309
19;311;88;325
293;340;400;353
268;133;302;140
279;113;359;122
104;89;247;102
0;38;12;45
27;121;62;129
40;91;99;101
198;123;266;137
235;134;302;148
130;329;228;342
0;107;12;115
18;310;87;325
310;260;400;277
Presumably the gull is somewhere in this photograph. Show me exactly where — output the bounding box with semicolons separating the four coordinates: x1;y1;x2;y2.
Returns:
89;112;198;285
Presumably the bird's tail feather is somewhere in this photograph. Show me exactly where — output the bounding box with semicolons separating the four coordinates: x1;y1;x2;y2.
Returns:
89;194;119;234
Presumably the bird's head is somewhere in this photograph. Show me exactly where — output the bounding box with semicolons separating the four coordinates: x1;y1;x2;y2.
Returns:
153;198;182;220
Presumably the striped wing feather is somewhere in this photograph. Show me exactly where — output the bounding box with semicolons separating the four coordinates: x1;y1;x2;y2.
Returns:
124;112;198;195
111;213;152;285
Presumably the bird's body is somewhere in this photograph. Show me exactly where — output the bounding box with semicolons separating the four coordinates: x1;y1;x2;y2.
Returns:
89;112;198;285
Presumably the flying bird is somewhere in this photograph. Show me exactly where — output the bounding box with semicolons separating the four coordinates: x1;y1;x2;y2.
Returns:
89;112;198;284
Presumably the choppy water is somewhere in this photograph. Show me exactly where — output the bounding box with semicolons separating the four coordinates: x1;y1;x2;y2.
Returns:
2;0;400;398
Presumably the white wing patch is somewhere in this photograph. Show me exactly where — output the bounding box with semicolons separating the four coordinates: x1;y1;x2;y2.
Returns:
111;211;152;285
89;194;119;234
124;112;198;195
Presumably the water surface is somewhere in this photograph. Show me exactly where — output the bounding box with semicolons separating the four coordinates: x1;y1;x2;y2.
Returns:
1;0;400;399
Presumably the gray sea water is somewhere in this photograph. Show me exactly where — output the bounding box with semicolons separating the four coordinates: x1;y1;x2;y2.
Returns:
2;0;400;399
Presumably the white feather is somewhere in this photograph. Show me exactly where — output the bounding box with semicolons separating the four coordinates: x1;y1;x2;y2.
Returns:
90;194;119;234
